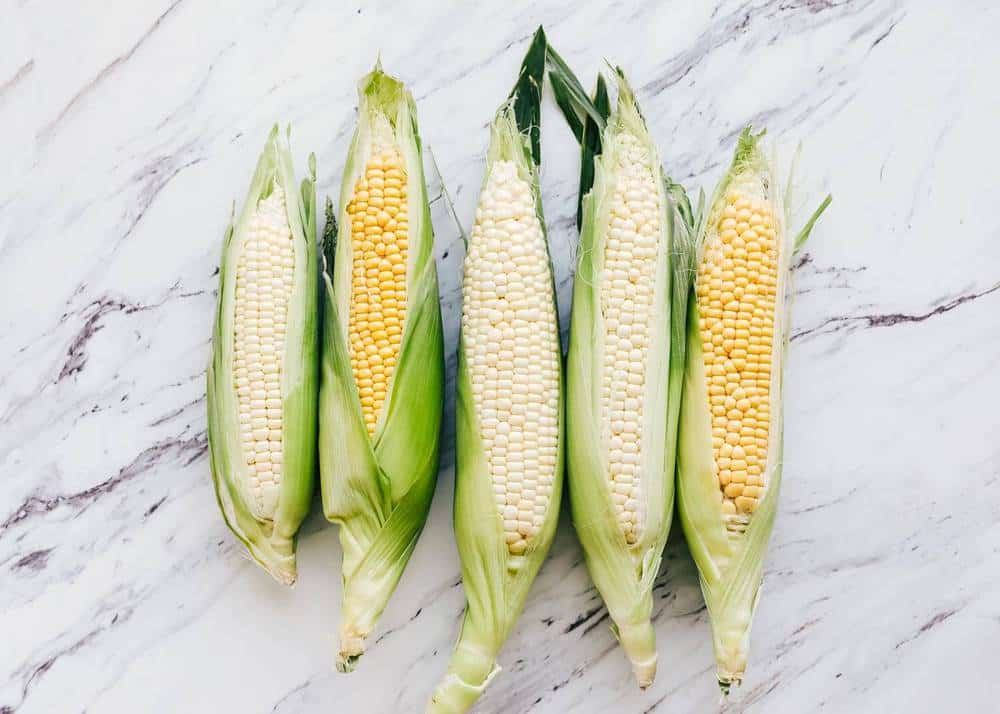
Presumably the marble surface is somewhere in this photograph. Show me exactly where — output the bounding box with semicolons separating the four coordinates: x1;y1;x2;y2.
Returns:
3;1;999;712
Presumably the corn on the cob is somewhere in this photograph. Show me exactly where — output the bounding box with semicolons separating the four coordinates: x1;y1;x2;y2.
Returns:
319;64;444;672
428;30;563;713
207;127;318;585
678;127;830;690
551;60;694;688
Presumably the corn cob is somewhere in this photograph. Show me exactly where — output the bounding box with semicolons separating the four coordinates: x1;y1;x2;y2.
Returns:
550;58;695;688
677;127;830;690
207;127;318;585
428;29;563;713
319;64;444;672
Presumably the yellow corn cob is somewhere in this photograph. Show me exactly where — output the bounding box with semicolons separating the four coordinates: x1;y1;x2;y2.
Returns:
346;121;410;435
694;179;779;530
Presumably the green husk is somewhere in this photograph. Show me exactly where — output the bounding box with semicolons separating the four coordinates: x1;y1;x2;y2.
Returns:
552;60;695;688
207;126;319;586
319;65;444;672
677;127;830;691
427;28;564;714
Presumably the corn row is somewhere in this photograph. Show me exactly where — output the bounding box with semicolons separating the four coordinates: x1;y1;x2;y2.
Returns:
208;37;832;704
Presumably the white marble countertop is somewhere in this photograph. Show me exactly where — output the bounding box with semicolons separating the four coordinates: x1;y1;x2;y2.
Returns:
4;1;999;712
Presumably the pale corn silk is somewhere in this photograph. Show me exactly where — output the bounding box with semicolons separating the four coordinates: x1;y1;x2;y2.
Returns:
598;131;662;545
232;183;295;520
461;159;560;556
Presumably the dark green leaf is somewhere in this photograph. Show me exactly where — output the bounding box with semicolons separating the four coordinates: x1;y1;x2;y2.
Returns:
576;74;610;229
549;72;584;142
545;43;607;132
508;26;547;165
322;195;337;274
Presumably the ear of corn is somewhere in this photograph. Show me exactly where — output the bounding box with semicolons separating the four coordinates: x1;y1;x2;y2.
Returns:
677;127;830;691
319;65;444;672
428;29;564;714
207;126;319;586
551;60;695;688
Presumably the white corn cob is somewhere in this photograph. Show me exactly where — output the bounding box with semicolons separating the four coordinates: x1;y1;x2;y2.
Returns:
462;158;561;556
599;131;662;545
233;184;295;519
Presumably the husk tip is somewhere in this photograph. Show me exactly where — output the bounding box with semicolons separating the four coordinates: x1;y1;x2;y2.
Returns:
717;672;742;696
336;652;363;674
632;656;657;690
269;567;297;587
614;618;658;690
715;650;747;694
337;628;370;673
248;543;297;586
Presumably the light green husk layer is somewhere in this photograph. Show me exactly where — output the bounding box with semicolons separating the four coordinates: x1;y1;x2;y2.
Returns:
319;64;444;673
207;126;319;586
677;127;830;692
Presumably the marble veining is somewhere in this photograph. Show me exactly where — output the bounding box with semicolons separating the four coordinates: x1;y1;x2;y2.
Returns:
3;1;999;712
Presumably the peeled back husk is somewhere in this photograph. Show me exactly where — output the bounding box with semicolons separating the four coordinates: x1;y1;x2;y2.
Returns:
677;127;830;691
207;126;319;586
319;64;444;673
